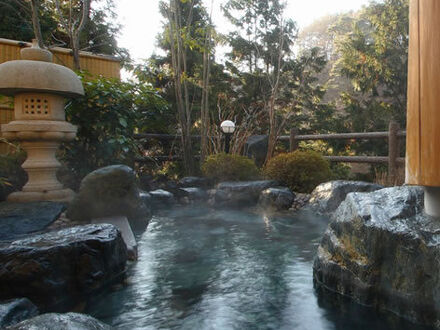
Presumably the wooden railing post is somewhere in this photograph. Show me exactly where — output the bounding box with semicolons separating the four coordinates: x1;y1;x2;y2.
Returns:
388;121;400;182
289;128;298;152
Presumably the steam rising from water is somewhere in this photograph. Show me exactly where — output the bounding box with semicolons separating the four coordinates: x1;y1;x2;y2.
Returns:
87;207;431;330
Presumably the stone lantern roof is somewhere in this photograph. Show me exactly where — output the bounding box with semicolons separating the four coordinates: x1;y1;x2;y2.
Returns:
0;41;84;98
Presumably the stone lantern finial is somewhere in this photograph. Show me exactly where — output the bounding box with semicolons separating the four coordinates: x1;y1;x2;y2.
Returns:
0;41;84;202
20;39;53;62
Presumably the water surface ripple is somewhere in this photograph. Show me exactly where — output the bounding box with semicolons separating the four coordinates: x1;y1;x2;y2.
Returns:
87;207;432;330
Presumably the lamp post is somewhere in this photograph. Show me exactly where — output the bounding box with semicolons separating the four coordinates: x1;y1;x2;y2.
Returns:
220;120;235;154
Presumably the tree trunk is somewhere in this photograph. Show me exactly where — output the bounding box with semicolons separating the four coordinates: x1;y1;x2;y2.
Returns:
29;0;44;48
264;19;286;165
54;0;91;71
200;24;212;162
168;0;194;175
73;0;91;70
72;34;81;70
265;95;278;164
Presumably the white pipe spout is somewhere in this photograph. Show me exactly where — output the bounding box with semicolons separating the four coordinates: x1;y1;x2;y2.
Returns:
424;186;440;217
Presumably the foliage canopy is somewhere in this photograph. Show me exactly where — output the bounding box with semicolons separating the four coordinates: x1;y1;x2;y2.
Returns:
61;76;168;183
0;0;127;58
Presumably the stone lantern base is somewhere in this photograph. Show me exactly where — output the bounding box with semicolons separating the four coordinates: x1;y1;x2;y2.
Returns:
2;120;77;203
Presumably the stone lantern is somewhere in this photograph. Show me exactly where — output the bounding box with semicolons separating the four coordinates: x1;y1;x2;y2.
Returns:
0;41;84;202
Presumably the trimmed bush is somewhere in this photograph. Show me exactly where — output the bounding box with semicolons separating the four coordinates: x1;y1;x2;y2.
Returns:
202;153;260;182
264;150;332;193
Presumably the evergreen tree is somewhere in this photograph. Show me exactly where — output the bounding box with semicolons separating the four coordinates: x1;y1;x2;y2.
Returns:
0;0;127;58
222;0;330;162
0;0;57;43
334;0;409;131
136;0;228;172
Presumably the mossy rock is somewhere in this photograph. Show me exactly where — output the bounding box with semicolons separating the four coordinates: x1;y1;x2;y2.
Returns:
67;165;149;222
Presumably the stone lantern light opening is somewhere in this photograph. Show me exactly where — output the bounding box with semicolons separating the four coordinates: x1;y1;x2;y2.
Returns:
0;40;84;202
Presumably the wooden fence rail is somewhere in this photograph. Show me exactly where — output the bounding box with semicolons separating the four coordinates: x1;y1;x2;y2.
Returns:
284;121;405;180
134;133;203;141
135;121;405;180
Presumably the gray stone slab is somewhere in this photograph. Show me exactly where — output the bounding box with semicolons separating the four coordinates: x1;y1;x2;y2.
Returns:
92;216;137;261
308;180;383;215
0;298;39;328
0;224;127;312
213;180;279;207
0;202;65;241
258;187;295;210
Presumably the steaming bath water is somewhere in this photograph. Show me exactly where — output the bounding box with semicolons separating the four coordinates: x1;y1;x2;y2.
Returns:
87;207;431;330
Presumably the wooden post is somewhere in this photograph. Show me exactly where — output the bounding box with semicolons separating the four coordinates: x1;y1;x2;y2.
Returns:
406;0;440;186
388;121;399;183
289;128;298;152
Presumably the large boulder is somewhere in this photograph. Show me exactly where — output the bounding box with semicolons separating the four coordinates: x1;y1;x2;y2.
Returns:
0;298;39;328
243;135;268;167
136;191;152;230
308;180;383;215
178;187;208;202
213;180;279;207
0;202;65;241
139;174;179;194
178;176;212;189
67;165;150;222
139;191;152;208
5;313;111;330
149;189;175;209
313;186;440;328
258;187;295;211
0;224;127;312
290;193;311;211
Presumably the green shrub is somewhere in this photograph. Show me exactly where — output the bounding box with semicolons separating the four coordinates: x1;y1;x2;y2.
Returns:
264;150;332;193
330;163;351;180
156;161;186;180
60;75;169;185
202;153;260;182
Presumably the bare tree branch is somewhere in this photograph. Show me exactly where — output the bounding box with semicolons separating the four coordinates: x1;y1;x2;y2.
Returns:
53;0;91;70
76;0;91;36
